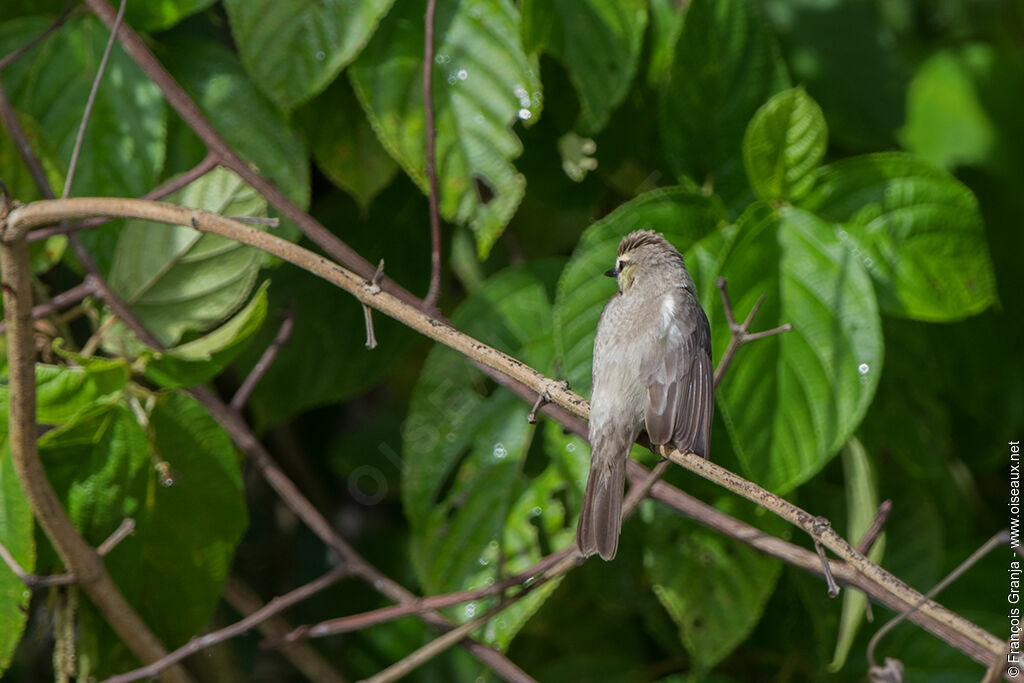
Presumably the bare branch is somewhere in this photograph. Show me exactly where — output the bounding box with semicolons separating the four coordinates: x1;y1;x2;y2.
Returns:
5;196;1006;672
28;154;220;243
63;0;127;199
866;530;1008;671
96;518;135;556
223;577;347;683
230;304;296;412
104;566;349;683
0;277;97;336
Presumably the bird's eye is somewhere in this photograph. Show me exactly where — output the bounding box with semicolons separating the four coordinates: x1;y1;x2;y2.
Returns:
617;259;625;272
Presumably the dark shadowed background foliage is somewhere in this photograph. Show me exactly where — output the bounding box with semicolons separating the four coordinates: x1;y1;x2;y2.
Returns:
1;0;1022;680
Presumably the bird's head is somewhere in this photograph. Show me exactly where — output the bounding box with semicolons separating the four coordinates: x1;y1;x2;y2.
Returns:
605;230;686;293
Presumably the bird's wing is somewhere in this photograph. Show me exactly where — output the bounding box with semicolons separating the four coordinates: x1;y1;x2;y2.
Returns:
643;290;713;457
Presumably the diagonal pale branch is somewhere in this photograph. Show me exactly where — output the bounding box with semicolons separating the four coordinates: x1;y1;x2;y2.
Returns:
3;196;1005;670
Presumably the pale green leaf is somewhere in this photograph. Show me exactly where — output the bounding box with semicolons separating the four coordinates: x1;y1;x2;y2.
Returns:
105;167;266;350
350;0;541;257
743;87;827;201
224;0;394;111
143;281;270;388
801;153;996;321
830;437;885;671
715;206;883;493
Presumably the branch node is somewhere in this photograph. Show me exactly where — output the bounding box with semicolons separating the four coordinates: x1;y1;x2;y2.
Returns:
97;518;135;556
368;259;385;295
813;539;841;598
527;391;549;424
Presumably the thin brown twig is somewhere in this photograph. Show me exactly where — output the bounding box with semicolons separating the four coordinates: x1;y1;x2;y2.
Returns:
422;0;443;312
855;499;893;622
230;304;296;412
0;277;97;335
362;567;554;683
96;517;135;556
223;577;347;683
270;548;573;647
866;530;1009;671
0;1;73;72
713;278;792;386
63;0;127;199
103;565;350;683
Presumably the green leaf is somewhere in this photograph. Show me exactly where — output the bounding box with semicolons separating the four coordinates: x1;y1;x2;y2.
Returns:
143;281;270;388
800;153;996;321
646;0;686;87
0;443;33;676
0;359;129;439
644;504;784;671
403;261;572;648
553;187;725;398
349;0;542;257
296;77;399;211
125;0;217;31
104;167;267;350
521;0;647;135
224;0;394;111
659;0;788;197
159;33;310;237
42;394;246;676
829;437;885;671
743;87;827;202
0;16;166;271
715;206;883;493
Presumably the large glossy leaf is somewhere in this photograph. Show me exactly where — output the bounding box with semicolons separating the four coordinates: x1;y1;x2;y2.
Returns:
0;16;166;271
0;443;33;676
403;261;574;648
296;78;399;211
225;0;394;112
349;0;541;257
644;503;784;672
715;206;883;493
520;0;647;135
142;281;269;388
159;33;310;235
104;167;266;350
800;153;996;322
743;87;827;202
659;0;788;198
552;188;725;398
41;394;246;677
829;437;885;671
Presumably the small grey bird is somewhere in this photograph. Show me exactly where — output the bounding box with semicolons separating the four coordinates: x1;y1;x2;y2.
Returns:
577;230;713;560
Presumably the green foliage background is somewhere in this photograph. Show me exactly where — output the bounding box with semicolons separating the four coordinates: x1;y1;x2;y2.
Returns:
1;0;1021;680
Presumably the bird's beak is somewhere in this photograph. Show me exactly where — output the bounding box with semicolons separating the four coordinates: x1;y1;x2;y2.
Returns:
604;268;617;278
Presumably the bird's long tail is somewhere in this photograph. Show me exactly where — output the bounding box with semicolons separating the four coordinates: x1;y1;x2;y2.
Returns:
576;452;626;561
